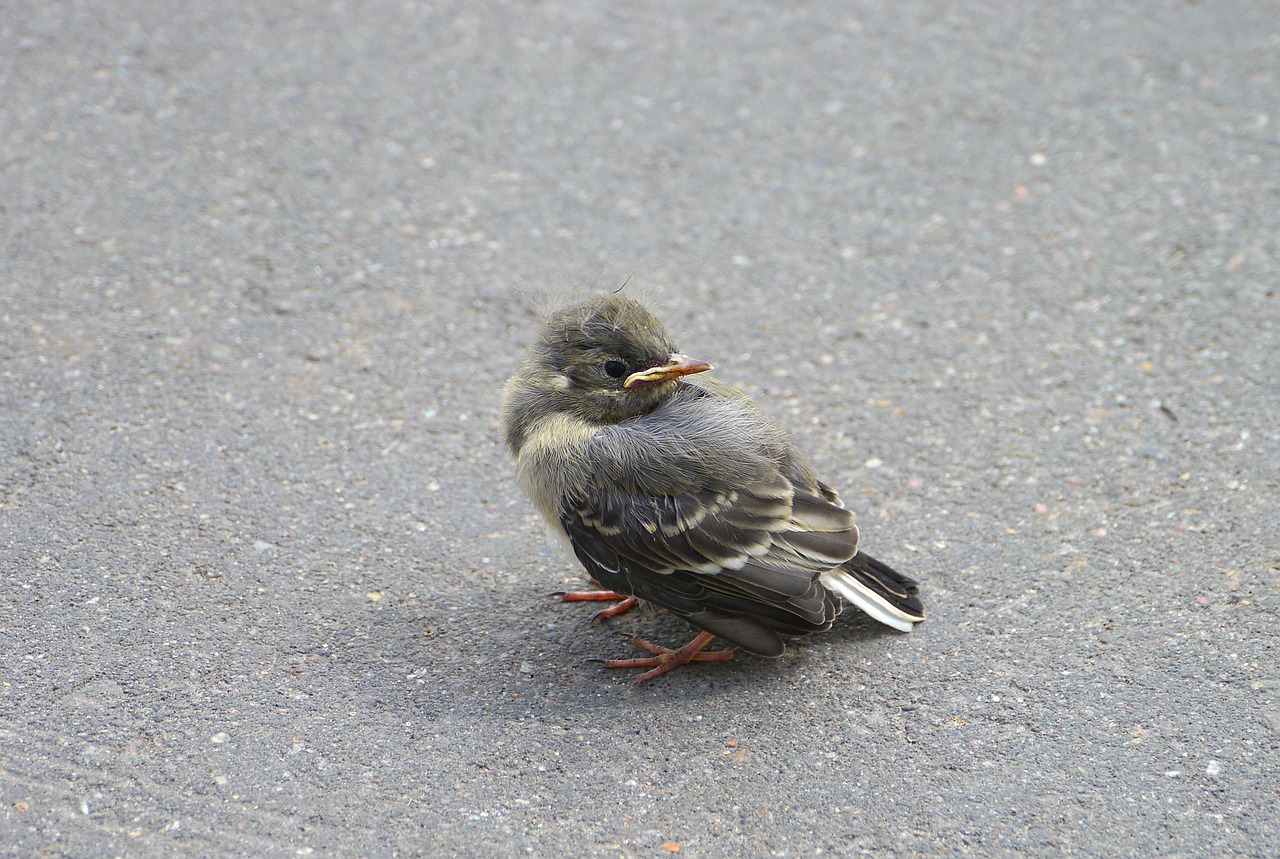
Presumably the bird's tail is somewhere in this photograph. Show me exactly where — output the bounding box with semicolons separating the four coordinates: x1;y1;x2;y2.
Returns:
819;552;924;632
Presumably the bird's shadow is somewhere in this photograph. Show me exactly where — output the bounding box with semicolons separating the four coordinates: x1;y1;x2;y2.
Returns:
338;584;915;722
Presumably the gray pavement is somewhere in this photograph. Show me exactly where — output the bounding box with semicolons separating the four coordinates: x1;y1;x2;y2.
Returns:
3;1;1278;856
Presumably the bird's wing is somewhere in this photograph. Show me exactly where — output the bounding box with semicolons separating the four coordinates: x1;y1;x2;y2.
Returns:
560;469;860;656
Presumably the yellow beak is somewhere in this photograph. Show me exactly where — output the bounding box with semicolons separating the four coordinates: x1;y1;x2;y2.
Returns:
623;353;713;389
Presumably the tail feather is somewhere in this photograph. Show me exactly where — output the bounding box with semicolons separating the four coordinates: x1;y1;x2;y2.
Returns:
820;552;924;632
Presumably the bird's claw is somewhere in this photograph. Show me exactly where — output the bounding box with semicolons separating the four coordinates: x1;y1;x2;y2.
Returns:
554;589;638;621
594;631;735;684
589;596;638;621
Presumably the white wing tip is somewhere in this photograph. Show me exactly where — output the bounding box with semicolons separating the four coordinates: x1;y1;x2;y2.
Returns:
820;571;921;632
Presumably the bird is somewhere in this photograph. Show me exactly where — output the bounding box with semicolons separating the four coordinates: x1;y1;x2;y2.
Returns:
500;293;923;683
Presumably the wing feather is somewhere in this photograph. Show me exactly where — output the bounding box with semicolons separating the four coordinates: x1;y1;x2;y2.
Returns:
561;470;863;654
556;382;920;654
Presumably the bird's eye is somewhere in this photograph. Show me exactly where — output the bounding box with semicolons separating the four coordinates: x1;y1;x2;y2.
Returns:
603;359;628;379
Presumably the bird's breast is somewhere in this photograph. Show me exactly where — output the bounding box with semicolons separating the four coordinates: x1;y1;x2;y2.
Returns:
514;413;597;529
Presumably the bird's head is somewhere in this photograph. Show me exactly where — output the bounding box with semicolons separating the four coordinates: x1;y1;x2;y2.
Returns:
505;295;713;439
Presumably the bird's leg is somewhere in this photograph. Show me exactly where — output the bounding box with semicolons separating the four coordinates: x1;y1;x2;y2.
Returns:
552;580;638;621
596;631;735;684
583;595;639;620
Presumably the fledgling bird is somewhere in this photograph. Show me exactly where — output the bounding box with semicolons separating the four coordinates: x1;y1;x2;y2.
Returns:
500;294;923;682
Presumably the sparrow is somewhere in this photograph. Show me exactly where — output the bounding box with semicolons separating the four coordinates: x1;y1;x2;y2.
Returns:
500;294;923;682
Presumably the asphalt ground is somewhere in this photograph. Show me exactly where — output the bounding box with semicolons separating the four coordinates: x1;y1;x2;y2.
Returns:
2;1;1278;856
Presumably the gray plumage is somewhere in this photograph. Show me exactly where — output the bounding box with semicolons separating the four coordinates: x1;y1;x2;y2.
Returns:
500;294;923;659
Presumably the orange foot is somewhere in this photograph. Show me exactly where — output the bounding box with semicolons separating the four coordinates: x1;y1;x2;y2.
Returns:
553;587;639;621
594;631;735;684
